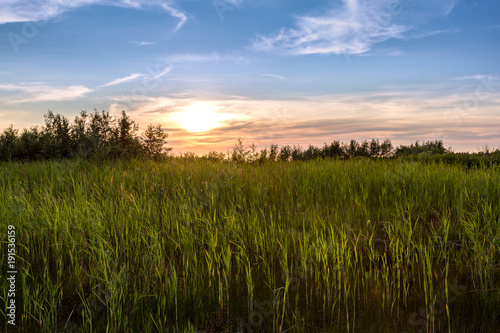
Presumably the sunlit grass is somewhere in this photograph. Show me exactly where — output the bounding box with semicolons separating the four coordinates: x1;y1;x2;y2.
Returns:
1;158;499;332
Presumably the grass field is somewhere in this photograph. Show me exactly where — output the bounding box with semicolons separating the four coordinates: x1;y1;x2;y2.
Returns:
1;157;500;332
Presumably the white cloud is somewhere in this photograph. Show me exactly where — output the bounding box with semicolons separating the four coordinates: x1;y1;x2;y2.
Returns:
147;65;174;81
159;3;187;33
409;28;461;39
97;73;146;88
0;82;91;103
260;74;285;80
253;0;458;55
452;75;498;81
163;53;249;65
131;40;156;46
0;0;188;32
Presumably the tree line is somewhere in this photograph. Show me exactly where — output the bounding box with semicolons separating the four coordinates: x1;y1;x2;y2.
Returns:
1;110;498;167
211;138;498;168
0;110;170;161
224;137;452;163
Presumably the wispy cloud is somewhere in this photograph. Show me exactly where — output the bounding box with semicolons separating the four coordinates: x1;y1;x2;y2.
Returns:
147;65;174;81
0;82;91;103
224;0;244;6
159;2;187;33
260;74;285;80
163;53;249;65
452;74;498;81
0;0;188;32
97;73;146;88
131;40;156;46
105;83;500;153
409;28;461;39
94;66;173;89
252;0;458;55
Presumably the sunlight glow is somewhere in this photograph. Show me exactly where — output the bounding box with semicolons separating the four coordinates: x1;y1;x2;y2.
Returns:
173;103;230;132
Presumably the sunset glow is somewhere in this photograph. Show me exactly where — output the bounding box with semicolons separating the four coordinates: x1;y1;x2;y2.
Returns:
173;104;230;132
0;1;498;153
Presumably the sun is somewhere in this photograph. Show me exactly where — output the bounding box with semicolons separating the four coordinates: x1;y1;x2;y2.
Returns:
173;104;229;132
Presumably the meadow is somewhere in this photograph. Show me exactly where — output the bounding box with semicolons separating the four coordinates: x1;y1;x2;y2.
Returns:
1;157;500;332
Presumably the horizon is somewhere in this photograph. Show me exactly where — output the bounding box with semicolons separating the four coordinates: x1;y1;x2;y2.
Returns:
1;0;499;154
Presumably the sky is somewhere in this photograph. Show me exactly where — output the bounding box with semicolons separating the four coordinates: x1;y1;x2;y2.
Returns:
0;0;499;154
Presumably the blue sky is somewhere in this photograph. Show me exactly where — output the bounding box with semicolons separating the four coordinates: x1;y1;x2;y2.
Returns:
0;0;499;153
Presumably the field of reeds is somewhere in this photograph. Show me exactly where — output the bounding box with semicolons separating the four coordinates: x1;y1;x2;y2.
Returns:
1;157;500;332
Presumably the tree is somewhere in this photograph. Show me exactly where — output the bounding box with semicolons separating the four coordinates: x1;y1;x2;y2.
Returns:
323;141;344;159
279;145;292;161
291;145;304;161
0;125;19;160
87;109;114;151
268;144;279;161
142;124;172;158
348;140;359;157
380;139;393;157
231;137;246;162
18;127;42;160
71;111;92;157
111;111;141;157
42;111;71;158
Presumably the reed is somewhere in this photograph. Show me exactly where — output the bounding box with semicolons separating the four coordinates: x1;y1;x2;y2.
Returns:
1;157;499;332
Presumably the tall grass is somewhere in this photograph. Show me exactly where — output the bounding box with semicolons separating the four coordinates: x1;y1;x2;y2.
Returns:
1;157;499;332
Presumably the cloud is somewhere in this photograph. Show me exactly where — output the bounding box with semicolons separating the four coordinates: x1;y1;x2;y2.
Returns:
103;83;500;153
0;0;188;32
452;74;498;81
147;65;174;81
252;0;458;55
223;0;244;6
409;28;461;39
159;3;187;33
96;73;146;88
0;82;91;103
94;65;173;89
131;40;156;46
260;74;285;80
163;53;249;65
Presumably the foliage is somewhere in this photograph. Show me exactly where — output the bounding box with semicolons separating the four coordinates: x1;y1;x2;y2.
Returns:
395;139;449;156
141;124;172;159
0;110;171;161
1;158;499;331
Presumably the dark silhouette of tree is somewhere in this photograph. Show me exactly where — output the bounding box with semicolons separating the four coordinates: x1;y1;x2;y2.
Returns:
395;140;448;157
0;125;19;160
268;144;279;161
279;145;292;161
142;124;171;159
0;110;172;161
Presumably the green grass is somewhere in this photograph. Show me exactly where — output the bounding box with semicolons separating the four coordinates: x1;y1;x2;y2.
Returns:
1;157;500;332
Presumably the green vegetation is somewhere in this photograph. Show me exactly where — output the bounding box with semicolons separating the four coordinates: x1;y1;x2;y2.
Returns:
1;111;499;331
1;157;500;332
0;110;171;161
3;111;500;166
